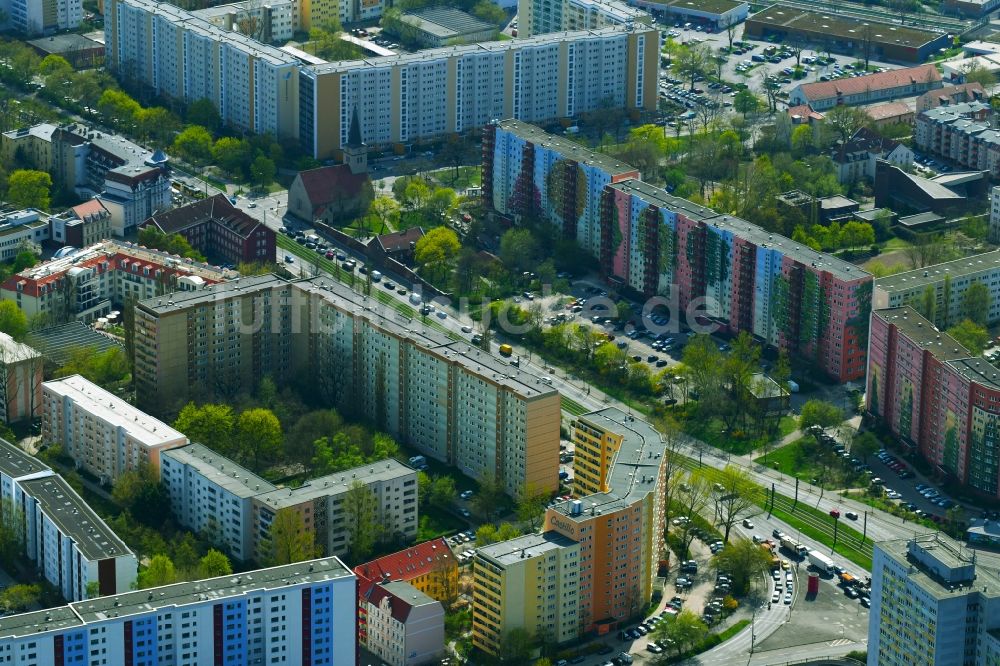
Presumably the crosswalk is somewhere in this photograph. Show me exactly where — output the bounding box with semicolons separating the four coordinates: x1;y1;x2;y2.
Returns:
828;638;855;647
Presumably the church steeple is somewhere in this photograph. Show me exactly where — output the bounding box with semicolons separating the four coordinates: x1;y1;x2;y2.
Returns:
343;106;367;175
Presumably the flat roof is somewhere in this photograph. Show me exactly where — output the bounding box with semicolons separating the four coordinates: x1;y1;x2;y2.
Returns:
162;443;275;499
0;437;50;481
477;531;578;567
70;557;352;623
874;249;1000;293
896;211;943;227
948;357;1000;390
877;535;1000;601
610;179;868;282
27;33;102;54
640;0;746;14
496;119;636;177
138;275;557;399
0;607;83;640
1;123;57;142
44;375;186;447
18;475;131;561
400;7;496;39
306;26;648;75
567;0;648;21
747;4;944;46
549;407;663;521
0;331;41;362
379;580;437;607
873;307;970;362
27;322;124;366
254;459;413;510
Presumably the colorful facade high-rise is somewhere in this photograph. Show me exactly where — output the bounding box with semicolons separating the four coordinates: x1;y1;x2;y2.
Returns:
484;122;872;382
867;306;1000;498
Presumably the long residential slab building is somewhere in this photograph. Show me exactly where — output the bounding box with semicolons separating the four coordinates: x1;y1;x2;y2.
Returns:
103;0;659;157
135;274;560;497
485;121;872;382
0;557;356;666
0;437;136;602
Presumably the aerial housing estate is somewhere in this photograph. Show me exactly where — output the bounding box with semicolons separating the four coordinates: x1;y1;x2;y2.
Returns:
135;275;560;496
0;556;356;666
485;121;872;382
867;306;1000;498
103;0;660;158
0;437;136;601
473;407;667;654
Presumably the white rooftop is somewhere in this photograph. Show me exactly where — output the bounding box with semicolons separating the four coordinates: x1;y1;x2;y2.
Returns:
0;331;41;362
44;375;187;447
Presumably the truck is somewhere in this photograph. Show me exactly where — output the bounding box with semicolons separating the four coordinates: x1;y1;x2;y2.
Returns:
779;536;799;553
498;344;513;356
808;550;835;575
839;572;857;588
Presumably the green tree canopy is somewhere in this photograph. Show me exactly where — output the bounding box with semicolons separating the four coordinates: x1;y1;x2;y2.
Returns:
197;549;233;579
948;319;990;355
137;226;206;262
173;125;214;165
138;554;177;589
0;301;28;340
7;169;51;210
235;408;283;472
961;282;991;327
173;403;236;456
250;155;276;190
800;399;844;431
712;538;772;594
265;508;317;565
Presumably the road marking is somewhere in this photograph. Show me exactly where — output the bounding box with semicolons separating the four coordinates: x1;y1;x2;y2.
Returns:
829;639;854;647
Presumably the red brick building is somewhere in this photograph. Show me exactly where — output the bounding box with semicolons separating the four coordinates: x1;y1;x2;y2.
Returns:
141;194;275;265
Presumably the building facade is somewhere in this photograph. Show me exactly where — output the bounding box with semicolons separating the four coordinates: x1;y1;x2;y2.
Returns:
992;186;1000;244
867;306;1000;498
518;0;649;38
100;166;172;237
601;179;871;382
0;334;42;425
193;0;295;43
483;119;640;256
0;240;233;324
1;0;82;34
789;64;943;111
142;194;277;265
872;250;1000;329
104;0;301;140
133;275;561;495
0;437;137;601
832;126;913;184
0;557;356;666
42;375;188;484
49;200;113;249
868;534;1000;666
360;580;444;666
0;210;51;261
160;443;276;563
472;532;581;655
300;25;659;158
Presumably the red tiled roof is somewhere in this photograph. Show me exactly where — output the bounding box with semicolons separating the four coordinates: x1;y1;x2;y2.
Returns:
296;165;369;208
866;101;912;121
797;64;941;102
71;199;110;222
375;227;425;254
143;194;263;239
787;104;824;121
354;537;453;595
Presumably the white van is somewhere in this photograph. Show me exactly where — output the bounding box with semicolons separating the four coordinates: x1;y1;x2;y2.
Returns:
371;270;382;282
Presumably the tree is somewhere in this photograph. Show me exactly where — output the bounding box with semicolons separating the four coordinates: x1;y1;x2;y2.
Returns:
368;196;400;232
186;98;221;132
653;609;708;656
677;471;712;557
904;233;954;269
344;480;377;562
112;464;170;524
212;137;253;179
471;0;506;24
733;89;761;118
0;497;25;567
428;187;457;218
824;104;871;145
173;125;214;165
948;319;990;355
499;228;540;274
498;628;536;666
800;399;844;432
135;107;180;146
53;346;129;389
38;54;72;77
427;475;458;510
265;508;317;565
712;538;771;595
250;156;276;190
401;179;431;211
137;226;206;261
235;408;283;472
963;59;996;92
475;522;521;546
472;473;509;520
516;484;549;531
839;221;875;250
961;282;991;327
197;549;233;579
173;403;236;455
917;285;937;323
852;431;880;463
675;43;710;91
708;466;762;543
97;89;140;131
0;301;28;340
415;226;461;284
138;555;177;589
7;169;51;210
0;584;40;612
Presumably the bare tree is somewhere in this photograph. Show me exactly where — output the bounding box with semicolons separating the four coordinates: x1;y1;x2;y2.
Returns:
859;23;875;72
0;341;42;427
708;465;763;543
904;233;954;269
678;471;712;558
758;73;781;114
234;0;267;42
675;43;710;92
725;22;737;52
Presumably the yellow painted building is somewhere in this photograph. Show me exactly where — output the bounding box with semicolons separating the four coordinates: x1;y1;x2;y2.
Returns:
472;532;580;656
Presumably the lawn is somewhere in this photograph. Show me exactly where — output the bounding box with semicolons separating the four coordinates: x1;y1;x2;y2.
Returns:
562;396;588;416
682;416;797;455
427;165;482;190
764;437;868;490
416;507;466;542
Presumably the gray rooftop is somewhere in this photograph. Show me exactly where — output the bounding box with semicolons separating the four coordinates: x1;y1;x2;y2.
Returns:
69;557;352;623
0;606;83;640
947;357;1000;390
549;407;664;521
477;531;578;567
496;119;637;178
138;275;557;399
400;7;496;39
0;437;50;481
162;443;276;499
379;580;438;607
27;322;124;366
874;249;1000;293
877;535;1000;601
27;33;102;54
873;307;970;362
610;179;869;282
254;459;413;510
18;475;131;561
306;26;650;75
